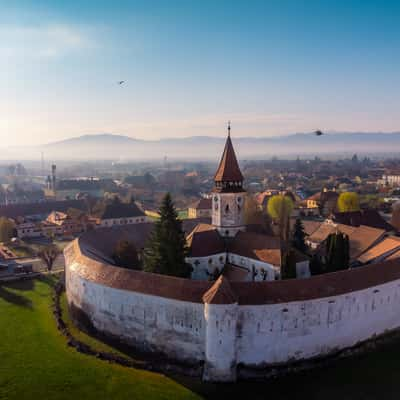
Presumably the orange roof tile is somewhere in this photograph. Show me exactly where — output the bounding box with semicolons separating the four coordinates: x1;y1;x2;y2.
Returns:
202;276;238;304
229;231;281;266
357;236;400;263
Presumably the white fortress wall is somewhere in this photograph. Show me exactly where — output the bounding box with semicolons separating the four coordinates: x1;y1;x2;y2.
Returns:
65;238;400;381
236;279;400;366
66;261;206;363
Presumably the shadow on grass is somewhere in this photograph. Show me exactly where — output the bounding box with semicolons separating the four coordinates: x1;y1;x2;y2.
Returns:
0;285;33;308
2;278;34;291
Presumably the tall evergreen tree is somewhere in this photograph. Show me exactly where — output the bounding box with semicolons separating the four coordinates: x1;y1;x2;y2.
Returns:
281;250;297;280
325;231;350;272
143;193;191;278
292;218;307;252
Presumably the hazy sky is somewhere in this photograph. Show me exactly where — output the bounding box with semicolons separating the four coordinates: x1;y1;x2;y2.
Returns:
2;0;400;147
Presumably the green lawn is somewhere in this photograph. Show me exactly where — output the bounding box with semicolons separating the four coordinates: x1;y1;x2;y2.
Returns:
4;278;400;400
177;210;188;220
0;278;200;400
7;244;36;258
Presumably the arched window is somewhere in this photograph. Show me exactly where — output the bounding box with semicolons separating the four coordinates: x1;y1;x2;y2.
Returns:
225;204;230;213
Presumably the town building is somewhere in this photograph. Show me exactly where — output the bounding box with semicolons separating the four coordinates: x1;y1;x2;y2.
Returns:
94;200;148;228
187;198;212;219
304;188;339;216
380;172;400;187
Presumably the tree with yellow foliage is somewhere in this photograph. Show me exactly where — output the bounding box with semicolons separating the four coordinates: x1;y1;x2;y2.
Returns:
337;192;360;213
267;195;294;242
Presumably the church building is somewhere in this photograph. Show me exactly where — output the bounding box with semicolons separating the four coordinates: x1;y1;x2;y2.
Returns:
186;124;310;281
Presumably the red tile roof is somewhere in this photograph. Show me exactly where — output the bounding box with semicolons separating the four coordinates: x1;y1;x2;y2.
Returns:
307;222;386;261
222;263;249;282
333;210;393;232
189;198;212;210
186;224;226;257
69;235;400;306
214;135;243;183
0;199;87;219
357;236;400;264
229;231;281;266
202;276;238;304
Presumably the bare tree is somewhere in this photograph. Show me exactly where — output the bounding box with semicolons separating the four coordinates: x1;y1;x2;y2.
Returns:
38;245;60;272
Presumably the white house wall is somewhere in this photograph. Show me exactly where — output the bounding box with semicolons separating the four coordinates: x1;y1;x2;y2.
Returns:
187;253;227;280
187;252;276;281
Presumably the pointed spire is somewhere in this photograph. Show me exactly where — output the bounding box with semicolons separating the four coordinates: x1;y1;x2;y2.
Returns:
214;122;244;185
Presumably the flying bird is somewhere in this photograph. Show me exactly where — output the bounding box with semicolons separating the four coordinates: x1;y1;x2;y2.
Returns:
117;81;125;85
314;130;324;136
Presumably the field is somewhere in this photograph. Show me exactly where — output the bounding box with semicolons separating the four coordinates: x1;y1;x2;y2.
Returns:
0;277;199;400
3;277;400;399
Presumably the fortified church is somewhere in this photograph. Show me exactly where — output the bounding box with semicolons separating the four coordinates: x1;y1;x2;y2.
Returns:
65;123;400;383
186;123;310;281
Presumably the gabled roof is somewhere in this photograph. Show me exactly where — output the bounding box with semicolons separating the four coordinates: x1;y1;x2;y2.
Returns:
189;198;212;210
307;221;386;261
97;202;145;220
357;236;400;264
214;134;243;183
229;231;281;266
0;199;87;219
202;275;238;304
333;209;393;232
302;220;322;236
186;223;226;257
222;263;249;282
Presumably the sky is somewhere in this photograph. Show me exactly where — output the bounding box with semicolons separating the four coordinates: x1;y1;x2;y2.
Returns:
1;0;400;147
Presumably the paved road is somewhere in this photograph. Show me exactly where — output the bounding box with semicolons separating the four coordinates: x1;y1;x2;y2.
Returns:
19;254;65;273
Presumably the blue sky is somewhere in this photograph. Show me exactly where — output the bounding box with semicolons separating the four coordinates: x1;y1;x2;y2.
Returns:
1;0;400;146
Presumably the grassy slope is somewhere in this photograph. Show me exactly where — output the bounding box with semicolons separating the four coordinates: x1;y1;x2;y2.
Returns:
5;278;400;400
0;278;199;400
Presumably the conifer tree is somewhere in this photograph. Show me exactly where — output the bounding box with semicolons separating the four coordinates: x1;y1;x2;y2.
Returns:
325;231;350;272
143;193;191;278
292;218;307;252
281;250;297;280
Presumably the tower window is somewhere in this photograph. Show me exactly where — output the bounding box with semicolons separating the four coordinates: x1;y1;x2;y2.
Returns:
225;204;230;213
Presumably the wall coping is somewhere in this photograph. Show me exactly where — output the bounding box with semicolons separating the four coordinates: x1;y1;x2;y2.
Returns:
65;237;400;306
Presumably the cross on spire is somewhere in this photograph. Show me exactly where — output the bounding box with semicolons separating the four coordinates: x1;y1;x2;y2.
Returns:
228;120;231;137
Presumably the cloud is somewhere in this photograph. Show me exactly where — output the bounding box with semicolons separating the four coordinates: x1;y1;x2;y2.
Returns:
0;23;96;59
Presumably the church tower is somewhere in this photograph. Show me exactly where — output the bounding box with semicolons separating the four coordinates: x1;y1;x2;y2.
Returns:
212;123;246;237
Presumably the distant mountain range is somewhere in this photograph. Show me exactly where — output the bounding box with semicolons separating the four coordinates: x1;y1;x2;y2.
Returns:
3;132;400;161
